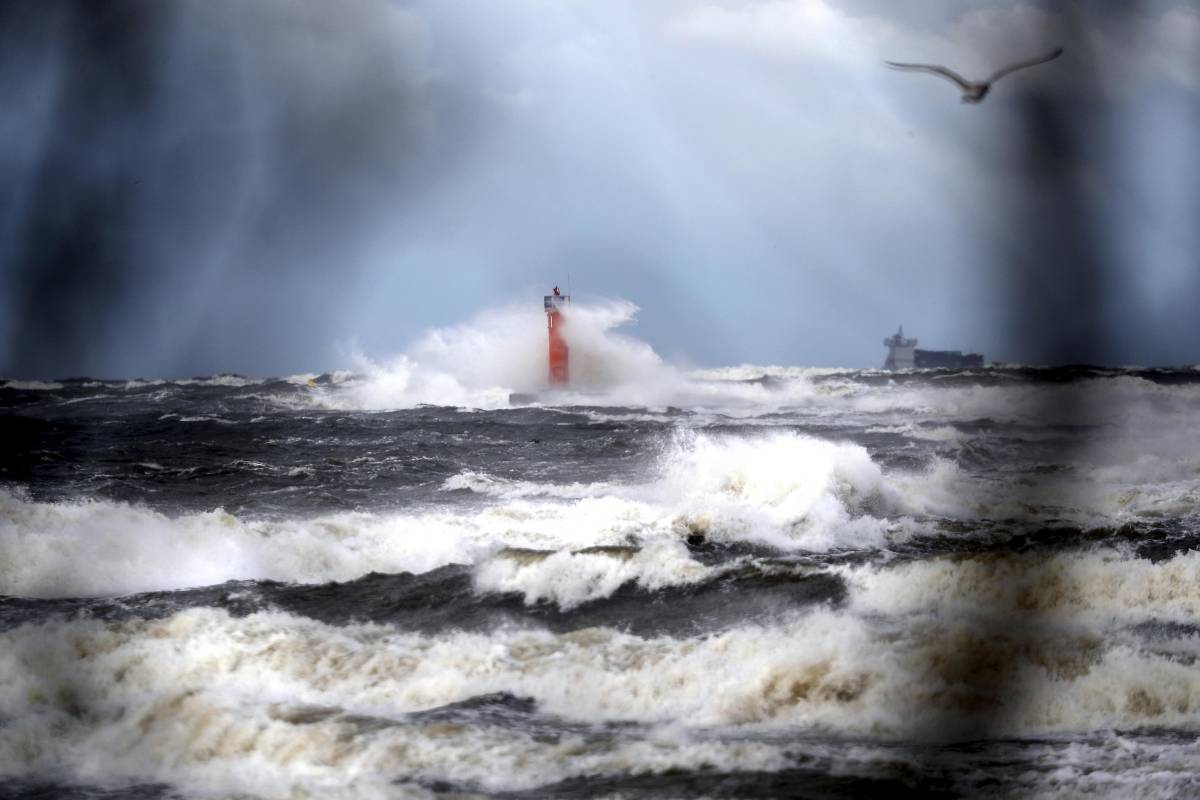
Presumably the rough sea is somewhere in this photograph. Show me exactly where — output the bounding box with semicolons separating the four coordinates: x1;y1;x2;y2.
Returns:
4;343;1200;797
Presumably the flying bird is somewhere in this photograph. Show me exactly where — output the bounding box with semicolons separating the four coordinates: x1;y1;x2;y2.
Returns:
885;46;1064;103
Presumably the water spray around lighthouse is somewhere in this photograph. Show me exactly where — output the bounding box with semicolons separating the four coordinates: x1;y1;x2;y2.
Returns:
319;296;781;412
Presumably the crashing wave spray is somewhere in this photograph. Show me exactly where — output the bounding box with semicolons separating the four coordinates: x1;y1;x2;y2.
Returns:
320;298;684;410
315;295;834;412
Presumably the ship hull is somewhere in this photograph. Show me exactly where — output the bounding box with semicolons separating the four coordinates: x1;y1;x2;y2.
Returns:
913;349;985;369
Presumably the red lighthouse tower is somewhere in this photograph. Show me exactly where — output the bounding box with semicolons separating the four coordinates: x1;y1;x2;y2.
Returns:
545;288;570;387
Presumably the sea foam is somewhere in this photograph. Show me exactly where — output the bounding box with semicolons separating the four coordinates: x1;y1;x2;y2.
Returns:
0;432;907;598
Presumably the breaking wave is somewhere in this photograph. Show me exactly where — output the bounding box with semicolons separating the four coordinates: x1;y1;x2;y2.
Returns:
0;607;797;796
843;548;1200;623
473;540;712;610
4;603;1200;799
1;432;907;598
8;419;1199;602
7;361;1200;797
312;299;680;411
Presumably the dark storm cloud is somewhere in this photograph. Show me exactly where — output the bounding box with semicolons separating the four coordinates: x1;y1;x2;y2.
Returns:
1001;43;1118;365
0;0;467;378
0;3;166;375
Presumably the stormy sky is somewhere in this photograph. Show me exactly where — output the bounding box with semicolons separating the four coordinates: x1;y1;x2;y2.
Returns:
1;0;1197;378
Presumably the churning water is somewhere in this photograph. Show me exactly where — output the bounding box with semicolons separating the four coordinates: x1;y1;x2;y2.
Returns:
3;307;1200;798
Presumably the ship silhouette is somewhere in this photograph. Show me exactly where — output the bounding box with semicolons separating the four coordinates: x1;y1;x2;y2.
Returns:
883;326;984;369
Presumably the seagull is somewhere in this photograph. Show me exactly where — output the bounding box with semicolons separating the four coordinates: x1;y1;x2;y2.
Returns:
885;46;1064;103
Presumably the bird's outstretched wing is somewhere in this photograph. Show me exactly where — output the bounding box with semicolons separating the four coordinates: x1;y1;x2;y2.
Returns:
985;46;1064;84
885;61;973;91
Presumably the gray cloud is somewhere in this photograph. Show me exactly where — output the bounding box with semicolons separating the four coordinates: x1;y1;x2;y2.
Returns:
0;0;468;377
0;0;1196;377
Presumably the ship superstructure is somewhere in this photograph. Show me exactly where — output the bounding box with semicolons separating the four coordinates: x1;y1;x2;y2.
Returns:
883;327;918;369
883;326;984;370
